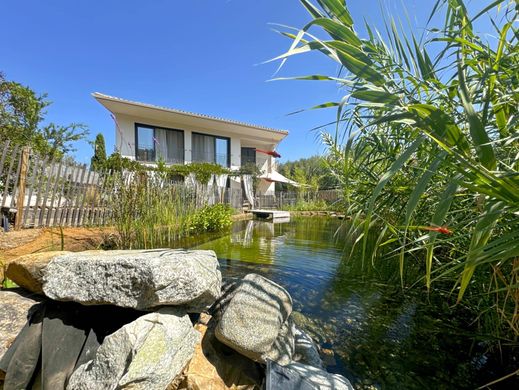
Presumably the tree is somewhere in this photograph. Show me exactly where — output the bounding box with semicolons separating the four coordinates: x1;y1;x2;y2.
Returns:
91;133;107;170
0;72;88;160
0;72;48;147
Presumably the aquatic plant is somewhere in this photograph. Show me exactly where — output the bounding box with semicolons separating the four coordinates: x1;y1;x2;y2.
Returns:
274;0;518;353
188;204;233;234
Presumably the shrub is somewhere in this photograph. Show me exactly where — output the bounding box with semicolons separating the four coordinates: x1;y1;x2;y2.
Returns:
188;204;233;234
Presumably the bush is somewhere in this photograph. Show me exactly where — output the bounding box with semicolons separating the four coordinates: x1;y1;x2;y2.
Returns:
188;204;233;234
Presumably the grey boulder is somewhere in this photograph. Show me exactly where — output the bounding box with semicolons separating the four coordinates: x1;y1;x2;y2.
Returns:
262;317;296;365
293;327;324;369
42;249;221;311
285;362;353;390
66;308;200;390
215;273;292;362
0;290;40;364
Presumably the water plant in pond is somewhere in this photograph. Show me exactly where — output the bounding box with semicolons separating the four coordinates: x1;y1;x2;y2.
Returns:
273;0;518;367
188;204;233;234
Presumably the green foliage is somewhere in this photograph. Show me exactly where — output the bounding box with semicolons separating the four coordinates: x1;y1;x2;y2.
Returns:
277;0;519;342
283;199;331;211
168;162;230;184
103;152;143;172
188;204;233;234
91;133;107;170
0;72;48;146
278;155;339;190
0;72;89;160
109;174;197;249
34;123;89;161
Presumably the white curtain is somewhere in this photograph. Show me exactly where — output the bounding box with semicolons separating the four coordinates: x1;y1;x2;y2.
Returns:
242;175;255;207
192;133;215;163
155;128;183;163
215;174;228;202
207;174;216;205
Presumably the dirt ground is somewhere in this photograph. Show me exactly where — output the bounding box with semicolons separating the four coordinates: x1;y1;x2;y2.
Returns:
0;227;112;264
0;213;251;269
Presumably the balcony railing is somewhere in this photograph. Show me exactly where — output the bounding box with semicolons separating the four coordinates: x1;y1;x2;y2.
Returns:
191;152;230;167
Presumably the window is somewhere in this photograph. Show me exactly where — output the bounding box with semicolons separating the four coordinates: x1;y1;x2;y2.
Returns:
241;147;256;166
136;125;155;162
192;133;230;167
135;124;184;163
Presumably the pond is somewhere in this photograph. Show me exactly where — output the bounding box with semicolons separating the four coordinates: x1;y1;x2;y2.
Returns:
180;216;505;389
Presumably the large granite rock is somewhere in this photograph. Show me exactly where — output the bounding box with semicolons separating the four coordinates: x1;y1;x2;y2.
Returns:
0;290;39;365
43;249;221;311
5;252;69;293
293;327;323;369
284;363;353;390
262;318;295;365
67;308;200;390
215;273;292;362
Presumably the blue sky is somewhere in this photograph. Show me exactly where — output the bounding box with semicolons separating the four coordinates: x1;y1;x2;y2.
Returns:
0;0;484;164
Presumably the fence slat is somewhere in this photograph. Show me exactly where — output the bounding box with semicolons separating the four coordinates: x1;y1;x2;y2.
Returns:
44;160;63;227
54;162;70;227
0;140;11;180
8;148;23;209
22;155;41;226
30;156;51;227
63;165;78;226
37;159;57;227
1;145;20;209
76;167;92;226
70;165;87;227
14;147;30;230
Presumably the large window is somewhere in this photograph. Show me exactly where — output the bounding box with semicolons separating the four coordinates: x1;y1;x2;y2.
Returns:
241;147;256;166
135;124;184;164
192;133;230;167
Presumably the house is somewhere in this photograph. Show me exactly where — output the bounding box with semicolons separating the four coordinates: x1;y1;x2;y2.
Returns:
92;93;290;196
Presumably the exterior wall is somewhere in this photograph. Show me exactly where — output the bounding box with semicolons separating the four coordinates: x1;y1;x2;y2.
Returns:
114;113;278;171
113;113;281;196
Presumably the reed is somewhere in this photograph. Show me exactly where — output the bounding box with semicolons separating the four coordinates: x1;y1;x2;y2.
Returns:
107;171;232;249
275;0;518;346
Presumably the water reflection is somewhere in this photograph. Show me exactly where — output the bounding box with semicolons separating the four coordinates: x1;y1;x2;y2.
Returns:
190;217;494;389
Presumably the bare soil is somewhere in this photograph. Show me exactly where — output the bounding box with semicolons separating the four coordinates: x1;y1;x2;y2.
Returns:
0;227;112;264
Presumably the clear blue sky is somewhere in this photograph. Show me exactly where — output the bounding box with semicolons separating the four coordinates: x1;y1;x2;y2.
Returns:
0;0;487;164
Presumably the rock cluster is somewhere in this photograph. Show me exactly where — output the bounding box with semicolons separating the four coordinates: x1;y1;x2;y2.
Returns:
0;249;353;389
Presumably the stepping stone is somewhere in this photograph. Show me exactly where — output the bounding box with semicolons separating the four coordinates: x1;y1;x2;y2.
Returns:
215;273;292;362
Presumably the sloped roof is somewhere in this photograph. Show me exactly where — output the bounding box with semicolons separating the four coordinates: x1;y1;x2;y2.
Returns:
92;92;289;136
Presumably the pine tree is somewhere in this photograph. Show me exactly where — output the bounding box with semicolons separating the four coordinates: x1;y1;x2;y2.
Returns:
91;133;107;170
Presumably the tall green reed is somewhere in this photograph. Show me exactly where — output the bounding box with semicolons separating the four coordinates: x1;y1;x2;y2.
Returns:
273;0;518;341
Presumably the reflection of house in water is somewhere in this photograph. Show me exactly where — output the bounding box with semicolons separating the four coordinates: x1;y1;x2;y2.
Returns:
207;220;286;267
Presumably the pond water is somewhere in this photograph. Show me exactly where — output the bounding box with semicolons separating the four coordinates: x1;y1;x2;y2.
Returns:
181;217;505;389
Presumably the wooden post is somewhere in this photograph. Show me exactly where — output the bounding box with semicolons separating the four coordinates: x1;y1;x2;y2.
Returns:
15;147;30;230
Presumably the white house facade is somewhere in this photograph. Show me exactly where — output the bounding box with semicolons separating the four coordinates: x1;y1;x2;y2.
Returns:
93;93;289;195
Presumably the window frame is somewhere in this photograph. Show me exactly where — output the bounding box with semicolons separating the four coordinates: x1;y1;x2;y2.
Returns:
192;131;231;167
134;122;185;164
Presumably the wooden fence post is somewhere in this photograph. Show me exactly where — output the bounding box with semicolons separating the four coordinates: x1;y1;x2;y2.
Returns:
15;147;30;230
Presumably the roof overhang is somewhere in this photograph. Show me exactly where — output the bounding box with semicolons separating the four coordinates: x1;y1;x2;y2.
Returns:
93;92;288;143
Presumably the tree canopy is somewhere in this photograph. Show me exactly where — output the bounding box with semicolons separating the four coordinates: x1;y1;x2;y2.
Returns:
0;72;89;160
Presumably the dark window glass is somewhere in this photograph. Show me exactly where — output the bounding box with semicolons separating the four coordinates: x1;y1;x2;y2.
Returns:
241;147;256;166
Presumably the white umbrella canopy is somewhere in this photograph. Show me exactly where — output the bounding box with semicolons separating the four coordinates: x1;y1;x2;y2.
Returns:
259;170;300;187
